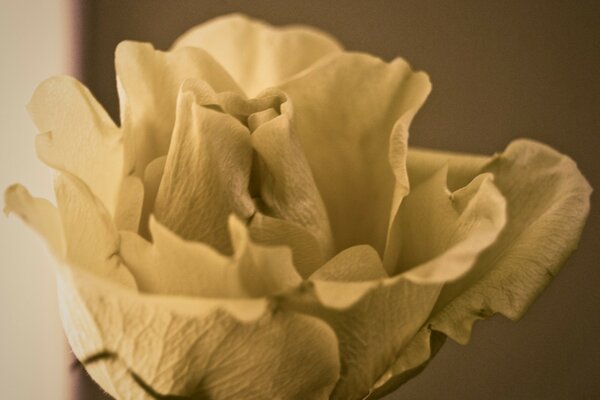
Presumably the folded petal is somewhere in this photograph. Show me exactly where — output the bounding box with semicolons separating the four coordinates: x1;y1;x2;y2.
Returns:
116;41;243;174
58;266;340;399
172;14;343;96
250;89;334;265
153;83;254;254
28;76;130;219
432;139;592;339
280;53;431;255
370;140;591;397
284;165;505;399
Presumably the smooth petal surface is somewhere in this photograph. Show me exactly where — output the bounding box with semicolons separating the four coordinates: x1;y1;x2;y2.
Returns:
280;53;431;255
370;140;591;397
172;14;343;97
4;184;65;257
28;76;131;220
58;266;340;400
153;83;254;254
116;41;243;174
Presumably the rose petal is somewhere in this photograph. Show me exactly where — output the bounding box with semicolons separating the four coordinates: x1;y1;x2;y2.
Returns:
153;82;254;254
28;76;131;220
54;173;136;288
369;140;591;397
120;215;302;298
280;53;431;255
115;41;243;174
58;265;340;400
172;14;343;97
250;90;334;263
247;212;325;279
4;184;65;257
284;165;505;399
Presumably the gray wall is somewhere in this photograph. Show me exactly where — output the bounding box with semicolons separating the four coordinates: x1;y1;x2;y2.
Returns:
78;1;599;398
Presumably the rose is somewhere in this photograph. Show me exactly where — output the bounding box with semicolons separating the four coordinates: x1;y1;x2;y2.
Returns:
4;14;591;400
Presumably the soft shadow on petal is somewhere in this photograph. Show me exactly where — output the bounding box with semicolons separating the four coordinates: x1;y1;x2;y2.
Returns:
120;215;302;299
172;13;343;97
153;82;254;254
28;76;131;219
251;89;334;265
115;41;243;175
280;53;431;256
284;166;505;400
370;140;591;398
58;265;340;400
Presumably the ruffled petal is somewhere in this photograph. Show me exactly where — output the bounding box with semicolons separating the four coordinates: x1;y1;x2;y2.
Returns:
280;53;431;255
172;14;343;97
369;140;591;397
115;41;243;174
58;266;340;399
284;165;505;399
433;139;592;337
28;76;133;221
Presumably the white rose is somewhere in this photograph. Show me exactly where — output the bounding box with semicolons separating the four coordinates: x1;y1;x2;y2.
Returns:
4;14;591;400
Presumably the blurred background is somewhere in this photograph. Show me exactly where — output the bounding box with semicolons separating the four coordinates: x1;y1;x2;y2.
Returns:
1;1;598;399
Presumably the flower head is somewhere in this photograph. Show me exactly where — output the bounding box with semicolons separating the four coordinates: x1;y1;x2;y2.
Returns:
4;14;591;400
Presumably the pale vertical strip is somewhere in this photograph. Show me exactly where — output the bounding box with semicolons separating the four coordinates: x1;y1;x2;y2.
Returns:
0;0;74;398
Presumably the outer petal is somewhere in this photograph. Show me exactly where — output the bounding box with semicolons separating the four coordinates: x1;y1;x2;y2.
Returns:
54;174;136;288
280;53;431;255
370;140;591;397
28;76;140;229
4;184;65;257
172;14;343;97
284;169;506;399
116;41;243;174
58;265;340;400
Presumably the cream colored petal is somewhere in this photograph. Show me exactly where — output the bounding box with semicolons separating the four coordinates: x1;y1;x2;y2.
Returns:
311;245;387;282
370;140;591;396
432;139;592;340
280;53;431;255
153;84;254;254
172;14;343;97
229;215;303;297
138;155;166;239
248;212;325;279
284;165;505;399
119;216;245;298
58;265;339;399
4;184;65;257
120;214;302;299
28;76;129;218
113;176;144;232
115;41;243;174
407;146;491;190
251;91;334;261
54;173;136;288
